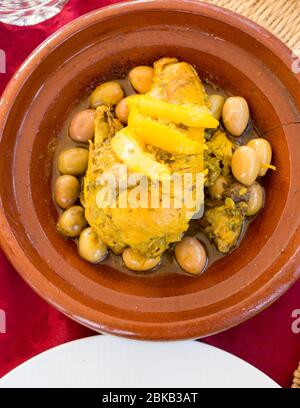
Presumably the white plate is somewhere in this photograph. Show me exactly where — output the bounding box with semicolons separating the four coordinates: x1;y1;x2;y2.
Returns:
0;335;279;388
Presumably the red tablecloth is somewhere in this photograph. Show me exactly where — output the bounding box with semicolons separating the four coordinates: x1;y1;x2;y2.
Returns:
0;0;299;388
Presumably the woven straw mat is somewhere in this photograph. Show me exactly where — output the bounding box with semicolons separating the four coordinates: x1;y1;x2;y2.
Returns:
202;0;300;51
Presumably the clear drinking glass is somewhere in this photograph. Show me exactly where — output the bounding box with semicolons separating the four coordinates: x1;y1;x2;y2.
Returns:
0;0;69;26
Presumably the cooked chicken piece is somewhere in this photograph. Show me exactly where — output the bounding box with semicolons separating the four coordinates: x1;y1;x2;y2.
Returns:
84;58;209;258
149;58;207;105
204;130;233;187
203;199;248;253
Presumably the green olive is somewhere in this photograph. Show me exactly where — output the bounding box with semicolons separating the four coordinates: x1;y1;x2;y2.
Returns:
247;138;272;176
57;206;87;238
115;97;130;124
69;109;94;142
58;148;89;176
78;227;108;263
208;94;225;120
222;96;250;136
129;66;154;94
89;81;124;108
122;247;160;271
231;146;260;186
246;182;265;216
54;175;80;209
175;236;207;275
209;175;228;200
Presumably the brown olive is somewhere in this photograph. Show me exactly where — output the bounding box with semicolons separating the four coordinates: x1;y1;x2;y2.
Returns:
54;175;80;209
115;97;130;124
209;175;228;200
246;182;265;216
122;248;160;271
231;146;260;186
208;94;225;120
58;148;89;176
128;66;154;94
57;206;87;238
247;138;272;176
175;236;207;275
89;81;124;108
222;96;249;136
78;227;108;263
69;109;94;142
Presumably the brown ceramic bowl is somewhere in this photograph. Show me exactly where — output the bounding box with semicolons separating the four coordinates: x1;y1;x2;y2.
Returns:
0;0;299;340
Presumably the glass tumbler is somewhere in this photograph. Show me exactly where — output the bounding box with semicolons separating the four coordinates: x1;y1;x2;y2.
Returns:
0;0;69;26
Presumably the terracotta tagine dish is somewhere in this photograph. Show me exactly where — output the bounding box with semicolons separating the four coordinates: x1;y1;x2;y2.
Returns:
0;0;299;340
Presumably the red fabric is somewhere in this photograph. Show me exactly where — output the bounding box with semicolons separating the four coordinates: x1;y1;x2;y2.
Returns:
0;0;299;388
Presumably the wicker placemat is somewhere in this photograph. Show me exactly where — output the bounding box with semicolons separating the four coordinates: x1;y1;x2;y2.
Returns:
292;363;300;388
203;0;300;50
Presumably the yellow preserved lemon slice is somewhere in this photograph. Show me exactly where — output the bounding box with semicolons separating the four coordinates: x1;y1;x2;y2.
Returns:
186;126;205;142
128;110;204;155
127;95;219;128
111;128;171;181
